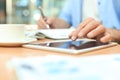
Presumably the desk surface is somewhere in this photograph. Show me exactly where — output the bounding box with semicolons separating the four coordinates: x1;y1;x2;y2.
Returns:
0;39;120;80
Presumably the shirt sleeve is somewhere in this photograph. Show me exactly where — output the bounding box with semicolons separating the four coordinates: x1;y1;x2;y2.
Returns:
59;0;72;26
113;0;120;18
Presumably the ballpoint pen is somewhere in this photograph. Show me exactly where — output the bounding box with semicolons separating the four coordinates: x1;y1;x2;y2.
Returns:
39;7;50;29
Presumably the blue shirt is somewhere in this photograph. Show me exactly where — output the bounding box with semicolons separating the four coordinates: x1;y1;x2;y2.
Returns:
59;0;120;29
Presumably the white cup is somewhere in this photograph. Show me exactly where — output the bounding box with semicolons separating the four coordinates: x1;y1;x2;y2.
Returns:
0;24;26;42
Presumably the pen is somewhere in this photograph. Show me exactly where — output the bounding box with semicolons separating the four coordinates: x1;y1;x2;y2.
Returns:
39;7;50;29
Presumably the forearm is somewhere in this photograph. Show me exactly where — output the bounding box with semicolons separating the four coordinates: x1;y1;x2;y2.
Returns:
107;28;120;43
52;18;70;29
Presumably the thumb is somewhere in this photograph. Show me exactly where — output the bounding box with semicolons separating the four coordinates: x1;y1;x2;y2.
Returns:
46;17;55;28
100;32;112;43
46;17;54;25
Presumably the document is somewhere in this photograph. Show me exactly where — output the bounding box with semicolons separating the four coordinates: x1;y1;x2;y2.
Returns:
8;54;120;80
26;28;75;40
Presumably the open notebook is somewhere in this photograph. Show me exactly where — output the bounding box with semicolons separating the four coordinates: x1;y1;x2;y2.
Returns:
26;28;75;40
8;54;120;80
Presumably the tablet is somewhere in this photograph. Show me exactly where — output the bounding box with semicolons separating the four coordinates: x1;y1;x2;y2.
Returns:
23;39;117;54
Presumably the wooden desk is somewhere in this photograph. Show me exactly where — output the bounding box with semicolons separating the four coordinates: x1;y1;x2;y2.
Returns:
0;39;120;80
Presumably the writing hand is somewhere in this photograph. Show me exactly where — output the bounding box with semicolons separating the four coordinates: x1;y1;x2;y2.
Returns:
37;17;55;29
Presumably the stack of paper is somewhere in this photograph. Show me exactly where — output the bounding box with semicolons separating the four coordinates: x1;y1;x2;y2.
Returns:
9;54;120;80
26;28;75;40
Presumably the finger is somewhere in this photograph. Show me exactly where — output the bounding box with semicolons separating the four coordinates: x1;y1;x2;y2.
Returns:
69;18;95;40
40;17;47;26
69;30;78;41
78;20;101;37
100;33;112;43
46;17;54;24
87;25;106;38
46;17;55;28
37;21;46;29
37;17;48;29
77;17;94;30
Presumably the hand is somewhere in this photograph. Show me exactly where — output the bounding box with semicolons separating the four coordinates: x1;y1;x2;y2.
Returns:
37;17;70;29
37;17;55;29
69;17;112;43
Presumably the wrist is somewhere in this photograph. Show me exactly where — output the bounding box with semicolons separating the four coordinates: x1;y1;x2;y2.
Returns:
107;28;120;43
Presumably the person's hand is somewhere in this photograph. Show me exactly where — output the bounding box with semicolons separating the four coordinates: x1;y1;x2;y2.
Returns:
69;17;112;43
37;17;70;29
37;17;55;29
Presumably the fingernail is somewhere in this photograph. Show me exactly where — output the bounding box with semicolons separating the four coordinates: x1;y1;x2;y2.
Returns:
78;32;83;37
71;36;76;40
87;33;94;38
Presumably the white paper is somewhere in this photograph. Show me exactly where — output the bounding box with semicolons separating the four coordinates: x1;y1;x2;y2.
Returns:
9;54;120;80
26;28;75;39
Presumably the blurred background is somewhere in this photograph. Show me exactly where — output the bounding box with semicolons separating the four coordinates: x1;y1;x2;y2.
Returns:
0;0;66;24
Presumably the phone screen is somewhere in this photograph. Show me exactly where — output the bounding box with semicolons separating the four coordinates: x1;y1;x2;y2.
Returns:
32;40;108;50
